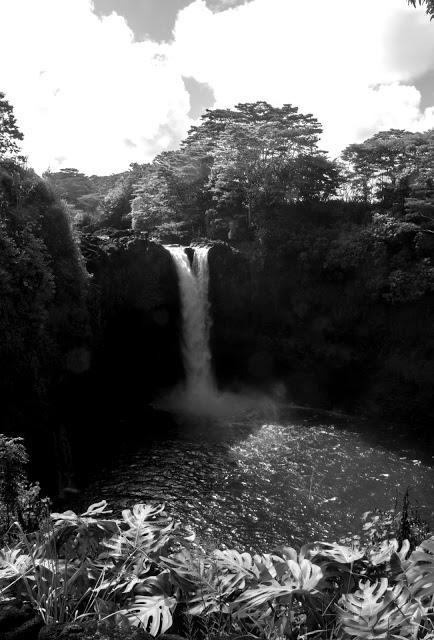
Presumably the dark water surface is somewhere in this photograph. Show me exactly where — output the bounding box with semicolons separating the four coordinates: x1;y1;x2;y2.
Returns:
84;406;433;551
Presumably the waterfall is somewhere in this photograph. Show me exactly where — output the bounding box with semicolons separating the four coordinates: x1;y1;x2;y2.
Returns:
164;245;216;409
163;244;274;418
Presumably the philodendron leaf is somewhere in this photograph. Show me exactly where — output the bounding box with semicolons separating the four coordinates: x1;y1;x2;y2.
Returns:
160;548;209;590
405;536;434;601
337;578;420;639
308;542;365;564
369;539;410;566
0;546;31;583
212;548;259;591
120;570;177;635
121;592;177;635
122;503;174;554
233;558;323;618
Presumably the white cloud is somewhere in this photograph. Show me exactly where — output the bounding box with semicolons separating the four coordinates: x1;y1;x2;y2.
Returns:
0;0;192;174
0;0;433;173
172;0;434;156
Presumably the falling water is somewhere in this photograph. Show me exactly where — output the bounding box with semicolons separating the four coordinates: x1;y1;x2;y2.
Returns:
163;245;275;417
164;245;216;411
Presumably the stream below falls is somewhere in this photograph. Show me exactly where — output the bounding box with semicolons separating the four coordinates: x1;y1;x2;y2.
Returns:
83;406;433;551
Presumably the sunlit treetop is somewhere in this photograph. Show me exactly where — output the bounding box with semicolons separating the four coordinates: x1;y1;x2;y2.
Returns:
184;102;323;152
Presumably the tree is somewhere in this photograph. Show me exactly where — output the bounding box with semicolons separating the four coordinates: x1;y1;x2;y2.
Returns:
408;0;434;19
131;163;181;231
184;102;324;166
0;91;24;160
131;102;340;236
97;179;132;229
206;103;339;227
131;149;211;233
341;129;434;208
43;168;93;204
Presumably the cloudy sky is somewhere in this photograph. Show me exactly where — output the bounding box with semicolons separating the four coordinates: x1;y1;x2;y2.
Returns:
1;0;434;175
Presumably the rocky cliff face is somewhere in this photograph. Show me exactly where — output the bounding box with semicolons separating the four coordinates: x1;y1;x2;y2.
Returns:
80;231;183;423
23;231;184;496
207;243;256;387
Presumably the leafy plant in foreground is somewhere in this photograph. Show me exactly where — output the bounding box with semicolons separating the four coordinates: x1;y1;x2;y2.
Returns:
0;500;432;639
337;578;421;639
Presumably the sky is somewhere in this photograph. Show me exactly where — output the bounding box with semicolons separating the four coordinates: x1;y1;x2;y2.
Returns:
0;0;434;175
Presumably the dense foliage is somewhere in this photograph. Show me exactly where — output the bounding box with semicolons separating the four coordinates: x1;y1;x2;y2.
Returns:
0;435;49;534
0;160;89;430
0;499;433;639
249;201;434;428
0;91;24;160
232;126;433;429
44;165;147;231
131;102;340;240
0;96;89;440
46;102;341;241
341;129;434;209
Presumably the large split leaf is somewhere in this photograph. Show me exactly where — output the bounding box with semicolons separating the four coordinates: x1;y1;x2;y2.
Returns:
122;504;174;555
50;500;119;561
119;571;176;635
0;546;31;585
161;548;210;592
121;593;176;635
212;549;259;592
369;539;411;566
232;555;322;618
163;548;238;615
405;536;434;601
337;578;420;639
308;542;365;564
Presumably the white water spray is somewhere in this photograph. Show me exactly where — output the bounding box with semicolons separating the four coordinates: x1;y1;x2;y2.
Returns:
164;245;216;411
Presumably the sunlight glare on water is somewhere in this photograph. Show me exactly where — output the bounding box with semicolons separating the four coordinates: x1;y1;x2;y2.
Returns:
85;407;434;551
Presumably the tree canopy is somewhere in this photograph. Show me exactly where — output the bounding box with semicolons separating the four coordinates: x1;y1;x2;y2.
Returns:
0;91;24;160
131;101;340;237
342;129;434;211
44;168;93;204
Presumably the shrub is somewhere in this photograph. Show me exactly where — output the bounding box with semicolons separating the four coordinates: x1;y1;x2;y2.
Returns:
0;435;49;536
0;499;432;639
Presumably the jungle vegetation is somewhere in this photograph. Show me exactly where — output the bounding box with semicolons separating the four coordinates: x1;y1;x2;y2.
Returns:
0;494;433;639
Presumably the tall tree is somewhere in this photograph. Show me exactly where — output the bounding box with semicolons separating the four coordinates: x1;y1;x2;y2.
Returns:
206;103;339;227
131;165;174;230
342;129;434;207
0;92;24;160
185;102;323;154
